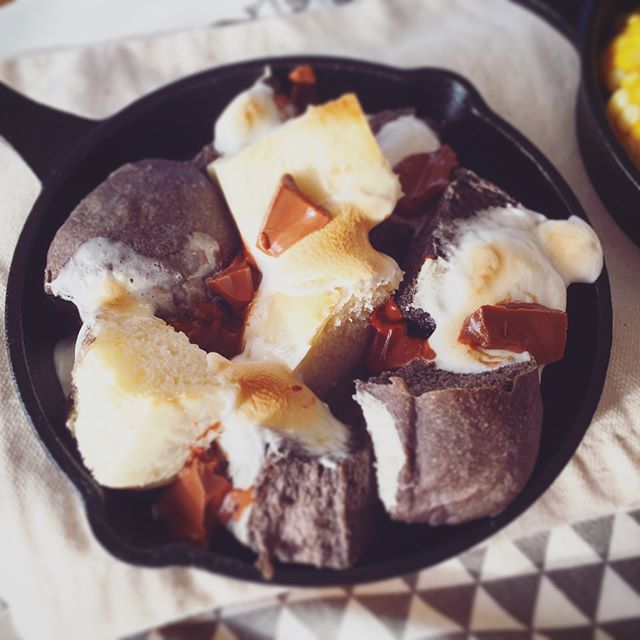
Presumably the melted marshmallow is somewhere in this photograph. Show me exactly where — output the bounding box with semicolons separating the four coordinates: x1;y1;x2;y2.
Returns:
50;234;222;324
49;237;180;323
213;70;286;156
53;336;76;398
409;207;603;373
375;114;440;168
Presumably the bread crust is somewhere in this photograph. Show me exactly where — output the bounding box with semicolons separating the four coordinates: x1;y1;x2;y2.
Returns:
357;358;542;525
45;159;240;287
247;437;376;572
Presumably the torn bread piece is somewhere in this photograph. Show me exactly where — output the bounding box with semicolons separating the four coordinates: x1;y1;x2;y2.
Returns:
70;307;227;489
355;359;542;524
356;168;603;525
396;168;603;374
157;429;374;573
246;437;376;573
71;297;366;568
46;159;240;321
211;94;402;396
71;300;348;490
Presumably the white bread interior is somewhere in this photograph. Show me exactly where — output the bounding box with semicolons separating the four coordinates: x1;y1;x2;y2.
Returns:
71;305;348;489
71;309;225;489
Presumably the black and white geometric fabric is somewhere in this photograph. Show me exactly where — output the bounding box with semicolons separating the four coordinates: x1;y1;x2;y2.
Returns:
138;509;640;639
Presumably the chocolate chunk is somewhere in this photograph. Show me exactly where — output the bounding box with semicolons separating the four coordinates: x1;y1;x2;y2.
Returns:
288;64;318;113
459;302;568;364
393;146;458;218
206;252;259;310
257;174;330;256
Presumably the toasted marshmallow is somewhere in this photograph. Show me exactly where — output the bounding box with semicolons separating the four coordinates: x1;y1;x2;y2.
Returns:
211;355;349;456
241;208;401;383
212;93;402;271
409;206;603;373
375;114;440;168
70;299;349;489
213;71;285;156
48;237;182;323
70;309;226;488
212;94;402;394
534;215;604;284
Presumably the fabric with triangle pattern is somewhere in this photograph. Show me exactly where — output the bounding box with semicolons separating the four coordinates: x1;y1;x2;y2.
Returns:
134;509;640;639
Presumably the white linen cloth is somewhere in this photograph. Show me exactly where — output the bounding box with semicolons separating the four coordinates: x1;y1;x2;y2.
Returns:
0;0;638;638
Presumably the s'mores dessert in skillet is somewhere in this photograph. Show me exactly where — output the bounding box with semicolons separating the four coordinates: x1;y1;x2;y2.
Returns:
45;64;604;575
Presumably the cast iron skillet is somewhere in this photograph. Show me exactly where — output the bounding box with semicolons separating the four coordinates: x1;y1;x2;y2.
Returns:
577;0;640;246
2;56;612;586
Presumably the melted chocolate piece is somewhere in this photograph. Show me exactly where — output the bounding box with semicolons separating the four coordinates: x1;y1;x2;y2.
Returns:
157;445;230;547
459;302;568;365
206;252;259;310
393;145;458;218
166;300;243;359
288;64;317;113
365;298;435;374
257;174;330;256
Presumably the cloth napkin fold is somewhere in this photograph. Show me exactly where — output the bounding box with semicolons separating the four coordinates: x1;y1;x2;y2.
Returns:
1;0;638;638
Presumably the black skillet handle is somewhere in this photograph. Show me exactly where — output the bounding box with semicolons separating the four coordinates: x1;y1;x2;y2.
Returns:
0;80;97;183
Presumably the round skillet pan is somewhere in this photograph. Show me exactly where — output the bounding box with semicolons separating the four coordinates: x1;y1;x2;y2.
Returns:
2;56;612;586
577;0;640;246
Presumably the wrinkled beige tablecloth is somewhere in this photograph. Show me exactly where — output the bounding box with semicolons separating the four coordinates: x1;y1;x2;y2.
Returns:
1;1;639;638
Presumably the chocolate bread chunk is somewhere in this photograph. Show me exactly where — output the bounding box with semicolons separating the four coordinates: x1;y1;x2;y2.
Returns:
45;159;240;290
396;168;519;334
355;359;542;525
247;436;375;574
192;144;220;173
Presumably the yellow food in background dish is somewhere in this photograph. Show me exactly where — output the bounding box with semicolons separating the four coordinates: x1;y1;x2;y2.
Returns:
602;11;640;166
